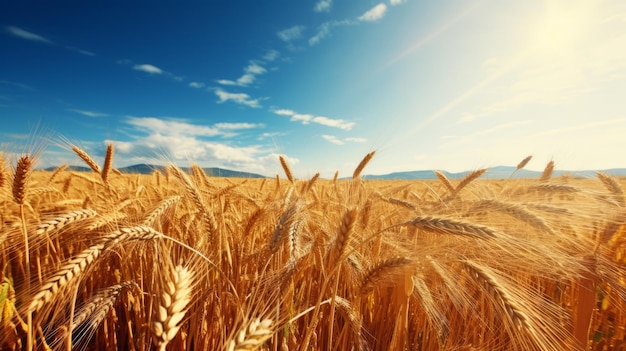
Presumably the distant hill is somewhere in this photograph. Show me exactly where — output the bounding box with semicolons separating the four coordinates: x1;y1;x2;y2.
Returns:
45;164;626;180
45;164;266;178
363;166;626;180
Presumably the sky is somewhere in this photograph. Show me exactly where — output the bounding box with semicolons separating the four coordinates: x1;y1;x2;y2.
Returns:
1;0;625;178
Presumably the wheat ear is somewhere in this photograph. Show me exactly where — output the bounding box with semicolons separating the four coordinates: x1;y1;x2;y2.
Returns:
12;155;32;205
597;171;625;206
36;209;98;236
332;208;358;264
143;195;182;227
360;257;413;296
152;265;193;351
0;153;6;189
516;155;533;170
47;164;67;184
71;146;101;173
71;281;135;331
353;151;375;179
29;243;104;312
226;318;274;351
399;216;497;239
452;168;487;196
101;143;114;184
279;155;295;184
539;160;554;182
435;170;455;194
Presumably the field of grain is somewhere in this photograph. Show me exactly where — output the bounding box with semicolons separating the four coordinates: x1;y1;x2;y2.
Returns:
1;147;625;350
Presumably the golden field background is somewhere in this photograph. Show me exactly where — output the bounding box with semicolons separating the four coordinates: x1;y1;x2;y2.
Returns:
1;147;625;350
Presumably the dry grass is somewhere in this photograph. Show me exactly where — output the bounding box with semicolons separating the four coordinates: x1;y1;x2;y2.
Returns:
1;145;625;351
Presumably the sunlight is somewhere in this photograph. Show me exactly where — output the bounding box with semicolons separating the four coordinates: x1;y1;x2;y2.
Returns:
527;0;596;58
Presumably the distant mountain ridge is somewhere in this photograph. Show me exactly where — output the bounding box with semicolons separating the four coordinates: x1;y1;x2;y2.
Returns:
45;164;266;178
46;164;626;180
363;166;626;180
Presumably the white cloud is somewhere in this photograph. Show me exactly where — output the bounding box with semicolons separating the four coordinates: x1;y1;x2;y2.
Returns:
133;64;163;74
273;108;355;130
309;20;356;46
216;79;237;86
322;135;367;145
217;61;268;87
263;49;280;61
309;23;332;46
312;116;354;130
6;26;53;44
314;0;332;12
291;114;313;124
68;109;109;118
257;131;287;141
273;109;295;116
127;117;221;137
215;89;261;108
277;26;306;42
215;122;263;130
359;3;388;22
189;82;205;88
390;0;406;5
322;135;344;145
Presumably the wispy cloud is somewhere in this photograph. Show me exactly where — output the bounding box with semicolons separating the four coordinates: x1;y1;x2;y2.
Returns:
272;108;355;130
217;61;267;87
314;0;332;12
263;50;280;61
390;0;406;6
215;122;264;130
215;89;262;108
189;82;205;88
277;25;306;42
309;21;358;46
6;26;53;44
322;135;344;145
321;135;367;145
133;64;163;74
68;108;109;118
66;46;95;56
0;80;34;91
358;3;387;22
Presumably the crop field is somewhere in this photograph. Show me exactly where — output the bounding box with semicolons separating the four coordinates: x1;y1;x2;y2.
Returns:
1;147;625;350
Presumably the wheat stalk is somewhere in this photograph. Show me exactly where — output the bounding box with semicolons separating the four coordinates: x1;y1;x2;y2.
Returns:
539;160;554;182
152;265;193;351
71;146;101;174
353;151;375;179
516;155;533;171
452;168;487;197
435;170;455;194
101;143;114;184
279;155;295;184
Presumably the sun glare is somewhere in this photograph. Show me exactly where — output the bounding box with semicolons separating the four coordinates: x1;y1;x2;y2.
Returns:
528;0;595;58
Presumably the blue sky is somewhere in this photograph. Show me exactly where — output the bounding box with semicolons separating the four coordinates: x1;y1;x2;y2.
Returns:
1;0;625;178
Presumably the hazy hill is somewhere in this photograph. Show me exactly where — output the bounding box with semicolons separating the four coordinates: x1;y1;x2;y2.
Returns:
47;164;626;180
363;166;626;180
45;164;266;178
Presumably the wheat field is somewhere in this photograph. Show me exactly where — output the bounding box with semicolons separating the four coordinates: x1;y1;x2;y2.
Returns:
1;146;625;350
